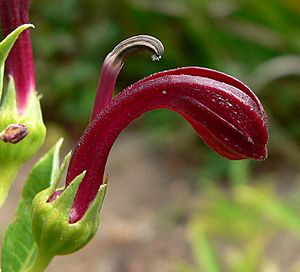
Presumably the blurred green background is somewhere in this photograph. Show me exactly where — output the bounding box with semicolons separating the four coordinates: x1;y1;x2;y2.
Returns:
22;0;300;271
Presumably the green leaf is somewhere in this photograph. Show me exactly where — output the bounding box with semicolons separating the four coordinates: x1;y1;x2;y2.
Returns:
235;185;300;237
1;139;63;271
188;219;221;272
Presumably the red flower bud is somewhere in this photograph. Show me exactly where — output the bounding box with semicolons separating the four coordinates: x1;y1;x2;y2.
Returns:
0;0;36;113
0;123;28;143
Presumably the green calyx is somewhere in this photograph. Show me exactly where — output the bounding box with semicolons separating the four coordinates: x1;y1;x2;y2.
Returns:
0;73;46;207
31;153;107;256
0;24;46;206
0;78;46;163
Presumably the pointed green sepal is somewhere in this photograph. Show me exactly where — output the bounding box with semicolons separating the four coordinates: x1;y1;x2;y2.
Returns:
83;183;108;223
0;24;34;68
0;24;34;100
48;171;86;221
47;151;72;197
31;172;108;256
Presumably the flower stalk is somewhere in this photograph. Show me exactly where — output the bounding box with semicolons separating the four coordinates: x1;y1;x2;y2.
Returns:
25;251;53;272
0;163;18;204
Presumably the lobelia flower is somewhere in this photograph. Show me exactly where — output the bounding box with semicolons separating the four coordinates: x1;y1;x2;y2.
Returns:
0;0;46;206
32;35;268;259
0;0;35;113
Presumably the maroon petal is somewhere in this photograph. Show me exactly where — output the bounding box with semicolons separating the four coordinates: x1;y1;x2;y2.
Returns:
0;0;35;113
65;67;268;223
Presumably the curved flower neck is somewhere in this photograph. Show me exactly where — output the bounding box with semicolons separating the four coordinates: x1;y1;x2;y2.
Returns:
91;35;164;120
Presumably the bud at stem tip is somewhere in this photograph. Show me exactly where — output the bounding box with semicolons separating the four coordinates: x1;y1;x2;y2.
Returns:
0;123;29;144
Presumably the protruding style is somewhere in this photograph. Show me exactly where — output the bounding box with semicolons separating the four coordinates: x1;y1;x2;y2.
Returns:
91;35;164;119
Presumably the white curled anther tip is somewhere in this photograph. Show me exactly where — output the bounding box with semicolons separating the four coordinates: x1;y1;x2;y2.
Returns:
107;35;164;67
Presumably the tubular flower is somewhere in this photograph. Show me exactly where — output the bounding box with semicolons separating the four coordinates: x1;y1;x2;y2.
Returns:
67;67;268;223
32;35;268;256
0;0;46;206
0;0;35;113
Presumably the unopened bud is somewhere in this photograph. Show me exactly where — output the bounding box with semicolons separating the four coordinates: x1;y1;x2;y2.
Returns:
0;124;29;144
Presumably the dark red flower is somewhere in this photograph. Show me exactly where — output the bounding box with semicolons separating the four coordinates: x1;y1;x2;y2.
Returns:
58;36;268;223
0;0;35;113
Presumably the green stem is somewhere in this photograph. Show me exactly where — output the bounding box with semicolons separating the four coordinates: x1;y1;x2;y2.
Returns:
0;163;18;207
25;251;54;272
228;160;251;185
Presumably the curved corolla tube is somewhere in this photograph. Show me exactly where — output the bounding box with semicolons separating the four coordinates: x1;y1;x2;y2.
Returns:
66;67;268;223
